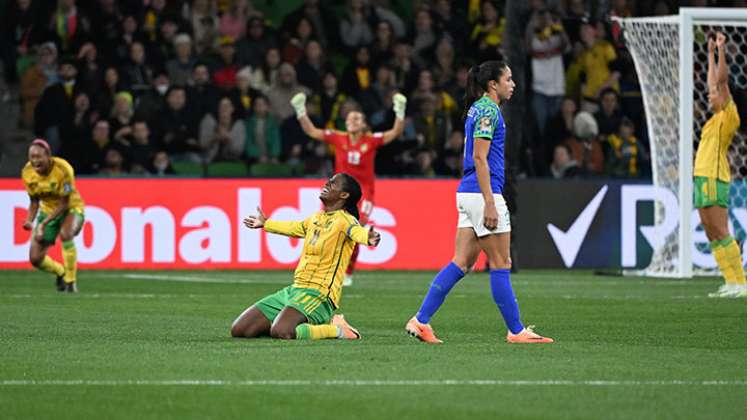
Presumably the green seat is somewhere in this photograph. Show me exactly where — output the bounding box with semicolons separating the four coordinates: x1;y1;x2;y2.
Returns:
249;162;294;178
171;161;204;177
206;161;249;177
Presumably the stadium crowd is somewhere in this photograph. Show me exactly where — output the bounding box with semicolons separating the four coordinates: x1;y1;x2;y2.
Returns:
1;0;738;179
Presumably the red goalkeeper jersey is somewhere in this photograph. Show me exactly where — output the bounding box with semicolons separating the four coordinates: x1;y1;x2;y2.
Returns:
322;129;383;199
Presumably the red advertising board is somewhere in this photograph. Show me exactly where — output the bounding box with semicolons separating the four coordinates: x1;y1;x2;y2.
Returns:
0;178;460;270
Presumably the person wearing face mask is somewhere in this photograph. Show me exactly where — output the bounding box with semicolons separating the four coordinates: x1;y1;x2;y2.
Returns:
34;57;85;154
134;71;170;124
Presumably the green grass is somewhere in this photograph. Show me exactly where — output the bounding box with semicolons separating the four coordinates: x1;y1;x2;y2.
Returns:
1;270;745;419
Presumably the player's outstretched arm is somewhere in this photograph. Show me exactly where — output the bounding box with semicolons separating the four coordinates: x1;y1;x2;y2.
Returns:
245;206;308;238
381;93;407;144
290;92;325;141
715;32;731;102
347;225;380;246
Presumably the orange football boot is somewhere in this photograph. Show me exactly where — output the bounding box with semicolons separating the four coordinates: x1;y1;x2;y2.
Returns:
331;314;361;339
405;317;443;344
506;325;554;343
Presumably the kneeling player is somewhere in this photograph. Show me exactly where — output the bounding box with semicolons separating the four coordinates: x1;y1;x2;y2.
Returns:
230;173;380;340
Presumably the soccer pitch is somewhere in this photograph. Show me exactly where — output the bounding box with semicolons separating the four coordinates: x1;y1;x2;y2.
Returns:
1;270;745;420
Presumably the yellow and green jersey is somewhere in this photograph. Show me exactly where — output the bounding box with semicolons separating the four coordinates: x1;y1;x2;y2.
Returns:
22;157;85;214
264;210;370;309
695;98;741;182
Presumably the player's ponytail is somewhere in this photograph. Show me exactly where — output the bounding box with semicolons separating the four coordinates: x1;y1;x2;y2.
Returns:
461;60;509;122
338;173;362;221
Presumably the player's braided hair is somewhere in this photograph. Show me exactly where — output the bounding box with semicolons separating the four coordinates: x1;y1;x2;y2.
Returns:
462;60;508;122
338;173;362;221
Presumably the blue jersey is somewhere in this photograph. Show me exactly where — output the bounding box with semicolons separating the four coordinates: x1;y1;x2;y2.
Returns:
457;95;506;194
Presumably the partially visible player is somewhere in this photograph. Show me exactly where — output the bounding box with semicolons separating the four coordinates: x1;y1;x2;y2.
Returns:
230;173;381;340
696;32;746;298
290;91;406;286
21;139;85;293
404;61;553;344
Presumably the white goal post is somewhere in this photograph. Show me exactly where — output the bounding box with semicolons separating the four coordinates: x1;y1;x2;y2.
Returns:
616;8;747;278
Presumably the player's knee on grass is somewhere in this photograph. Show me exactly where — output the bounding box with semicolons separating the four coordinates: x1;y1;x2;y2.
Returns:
269;324;296;340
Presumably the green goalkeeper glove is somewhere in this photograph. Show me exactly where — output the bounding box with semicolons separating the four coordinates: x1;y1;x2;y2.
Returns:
392;93;407;120
290;92;307;118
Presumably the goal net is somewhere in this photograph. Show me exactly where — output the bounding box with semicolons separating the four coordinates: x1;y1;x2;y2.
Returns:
617;8;747;277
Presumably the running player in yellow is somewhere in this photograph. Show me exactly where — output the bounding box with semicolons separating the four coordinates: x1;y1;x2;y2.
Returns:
21;139;85;293
695;32;746;298
230;173;381;340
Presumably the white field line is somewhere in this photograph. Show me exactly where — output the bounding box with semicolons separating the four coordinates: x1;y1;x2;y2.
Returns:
103;273;285;284
1;379;746;387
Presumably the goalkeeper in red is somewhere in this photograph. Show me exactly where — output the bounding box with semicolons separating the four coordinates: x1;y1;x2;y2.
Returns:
230;173;381;340
696;32;746;298
290;90;407;286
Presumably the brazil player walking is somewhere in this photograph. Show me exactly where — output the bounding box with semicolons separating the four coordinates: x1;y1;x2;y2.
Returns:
290;91;407;286
405;61;553;344
22;139;85;293
696;32;746;298
231;173;381;340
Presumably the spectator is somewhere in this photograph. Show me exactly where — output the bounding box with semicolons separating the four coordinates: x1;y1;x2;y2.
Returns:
236;16;277;68
2;0;40;85
309;70;347;129
250;47;281;94
158;85;201;162
370;21;396;68
340;45;373;101
391;42;419;95
368;66;398;122
445;60;471;112
199;96;246;163
430;36;457;88
282;16;316;65
245;95;281;163
266;63;310;121
230;66;261;119
605;117;648;178
410;8;437;67
34;57;83;153
545;97;579;161
295;39;328;94
99;147;128;176
46;0;92;56
411;69;458;121
77;42;103;93
436;129;465;177
339;0;375;51
146;14;181;70
88;119;112;173
152;150;175;176
188;0;220;54
469;0;506;62
280;99;320;167
575;20;619;112
20;43;59;129
212;36;240;91
134;71;170;124
566;111;605;175
166;34;197;86
527;7;569;140
595;88;623;137
189;63;221;121
61;92;98;171
412;94;451;152
141;0;169;43
281;0;339;50
218;0;259;41
114;14;144;66
110;91;135;145
93;67;122;117
432;0;468;48
91;0;123;66
549;143;580;179
120;42;153;96
128;120;156;174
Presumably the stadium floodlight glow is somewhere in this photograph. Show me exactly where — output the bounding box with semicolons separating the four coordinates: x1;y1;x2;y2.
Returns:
616;8;747;278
